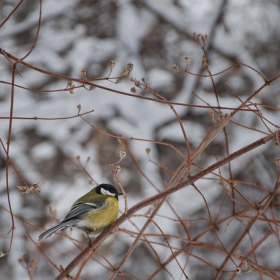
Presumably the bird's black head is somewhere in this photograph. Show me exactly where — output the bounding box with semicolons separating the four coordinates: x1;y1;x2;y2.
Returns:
95;184;123;200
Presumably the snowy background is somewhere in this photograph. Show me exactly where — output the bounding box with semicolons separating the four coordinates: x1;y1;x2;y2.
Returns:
0;0;280;279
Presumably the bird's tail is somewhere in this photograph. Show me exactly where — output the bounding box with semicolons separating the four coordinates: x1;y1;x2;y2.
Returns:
38;220;75;241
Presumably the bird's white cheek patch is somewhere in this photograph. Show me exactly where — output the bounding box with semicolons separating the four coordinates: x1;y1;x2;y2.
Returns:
101;188;115;196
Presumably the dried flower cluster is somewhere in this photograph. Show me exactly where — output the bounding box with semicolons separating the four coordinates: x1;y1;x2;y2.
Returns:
17;182;45;197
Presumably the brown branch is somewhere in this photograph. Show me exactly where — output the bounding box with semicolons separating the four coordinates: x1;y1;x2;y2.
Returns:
214;173;280;279
5;64;17;253
20;0;42;60
108;161;188;279
0;0;25;28
0;51;262;112
0;109;94;121
55;130;277;279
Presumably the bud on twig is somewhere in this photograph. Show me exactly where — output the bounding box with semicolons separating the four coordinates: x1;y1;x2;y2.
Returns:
131;87;137;93
184;56;190;65
121;70;130;77
119;151;126;160
173;65;179;72
109;60;115;69
69;83;75;94
81;68;87;79
127;62;133;72
114;165;121;175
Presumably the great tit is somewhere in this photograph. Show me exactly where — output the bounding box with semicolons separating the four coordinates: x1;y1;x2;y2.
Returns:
38;183;123;241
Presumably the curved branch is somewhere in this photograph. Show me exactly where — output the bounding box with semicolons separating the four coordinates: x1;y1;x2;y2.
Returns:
55;130;277;280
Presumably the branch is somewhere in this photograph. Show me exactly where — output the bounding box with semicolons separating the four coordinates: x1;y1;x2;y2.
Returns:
55;130;277;279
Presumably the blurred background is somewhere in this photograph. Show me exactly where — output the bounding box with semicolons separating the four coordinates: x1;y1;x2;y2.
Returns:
0;0;280;279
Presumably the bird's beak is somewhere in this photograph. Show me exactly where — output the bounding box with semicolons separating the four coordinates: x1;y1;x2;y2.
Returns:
118;192;123;196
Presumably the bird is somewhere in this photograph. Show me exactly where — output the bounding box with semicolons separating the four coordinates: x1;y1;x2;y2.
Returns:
38;183;123;242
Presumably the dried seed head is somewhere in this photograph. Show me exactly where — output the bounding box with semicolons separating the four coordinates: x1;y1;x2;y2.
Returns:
193;32;201;43
77;104;82;112
23;254;28;262
32;181;44;194
109;60;115;69
131;87;137;93
119;151;126;159
131;77;137;82
69;83;75;94
28;268;34;278
184;56;190;64
67;80;73;88
173;65;179;72
146;148;151;155
141;77;146;84
121;70;130;77
201;55;208;68
275;155;280;166
202;34;208;42
17;185;27;192
127;62;133;72
81;68;87;79
114;165;121;175
209;111;216;124
17;182;44;196
115;78;122;84
233;250;241;259
89;85;96;91
135;81;141;88
30;259;37;269
194;33;208;46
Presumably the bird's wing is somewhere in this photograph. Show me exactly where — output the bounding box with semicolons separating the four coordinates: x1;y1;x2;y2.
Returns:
63;201;104;221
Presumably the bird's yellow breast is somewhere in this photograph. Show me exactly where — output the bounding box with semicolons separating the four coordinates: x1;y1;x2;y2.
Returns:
77;196;119;236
